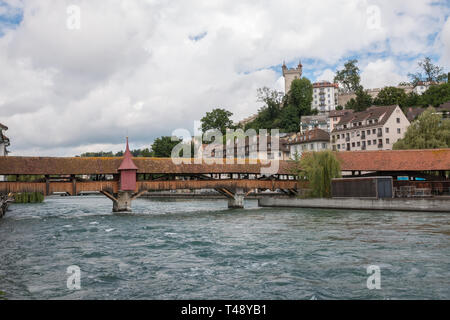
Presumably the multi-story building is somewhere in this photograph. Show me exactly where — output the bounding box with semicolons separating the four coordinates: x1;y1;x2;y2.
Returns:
282;61;303;94
329;109;354;132
300;114;330;133
312;81;339;113
0;123;10;157
285;128;330;159
0;123;10;182
331;105;410;152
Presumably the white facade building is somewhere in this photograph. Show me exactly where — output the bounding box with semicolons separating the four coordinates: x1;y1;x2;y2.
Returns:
285;128;330;159
0;123;10;182
0;123;9;157
312;81;339;113
331;105;410;152
300;114;330;133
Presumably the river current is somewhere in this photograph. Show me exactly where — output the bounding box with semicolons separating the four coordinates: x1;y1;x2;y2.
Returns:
0;196;449;300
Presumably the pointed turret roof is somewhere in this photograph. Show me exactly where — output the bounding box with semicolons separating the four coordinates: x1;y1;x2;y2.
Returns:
118;137;138;171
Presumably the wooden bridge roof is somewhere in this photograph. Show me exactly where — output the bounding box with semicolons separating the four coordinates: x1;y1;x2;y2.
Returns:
0;157;295;175
0;149;448;175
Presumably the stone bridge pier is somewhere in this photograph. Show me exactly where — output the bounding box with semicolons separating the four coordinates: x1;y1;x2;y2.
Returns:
227;188;245;209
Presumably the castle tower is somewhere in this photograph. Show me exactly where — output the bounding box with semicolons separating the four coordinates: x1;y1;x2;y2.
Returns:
282;60;303;94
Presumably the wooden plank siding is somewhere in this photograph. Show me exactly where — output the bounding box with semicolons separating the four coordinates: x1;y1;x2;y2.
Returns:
0;180;299;196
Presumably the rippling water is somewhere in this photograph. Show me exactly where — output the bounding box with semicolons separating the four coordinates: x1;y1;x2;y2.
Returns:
0;196;449;300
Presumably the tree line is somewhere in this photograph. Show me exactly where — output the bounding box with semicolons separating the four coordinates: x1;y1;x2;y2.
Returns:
336;57;449;112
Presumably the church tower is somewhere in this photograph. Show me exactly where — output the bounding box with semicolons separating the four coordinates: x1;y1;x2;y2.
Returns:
282;61;303;94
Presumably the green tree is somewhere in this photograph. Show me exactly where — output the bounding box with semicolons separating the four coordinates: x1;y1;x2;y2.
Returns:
245;87;283;131
151;136;181;158
404;92;421;108
408;57;447;86
345;87;373;112
201;108;234;135
393;108;450;150
373;86;407;107
419;83;450;107
334;59;361;93
298;151;342;198
279;78;315;132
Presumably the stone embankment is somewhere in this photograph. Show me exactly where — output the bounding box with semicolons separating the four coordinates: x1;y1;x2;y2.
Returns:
259;197;450;213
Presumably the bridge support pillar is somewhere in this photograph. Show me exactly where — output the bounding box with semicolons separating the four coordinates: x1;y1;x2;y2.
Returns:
228;188;245;209
113;191;133;212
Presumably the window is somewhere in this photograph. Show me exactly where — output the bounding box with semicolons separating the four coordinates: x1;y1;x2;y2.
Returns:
310;144;314;150
352;142;355;147
385;127;389;133
337;144;341;150
352;132;355;137
397;118;400;123
397;128;401;134
368;140;372;145
367;130;370;135
372;129;376;134
386;138;390;144
357;142;360;147
322;143;327;149
373;140;376;144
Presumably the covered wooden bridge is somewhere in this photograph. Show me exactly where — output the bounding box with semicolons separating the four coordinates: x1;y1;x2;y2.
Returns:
0;145;449;211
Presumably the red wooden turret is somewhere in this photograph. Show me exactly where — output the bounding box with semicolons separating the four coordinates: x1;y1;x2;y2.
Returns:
118;137;138;191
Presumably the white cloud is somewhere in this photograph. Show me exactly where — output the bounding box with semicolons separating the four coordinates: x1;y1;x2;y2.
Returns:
0;0;449;156
315;69;335;83
441;17;450;67
361;59;410;88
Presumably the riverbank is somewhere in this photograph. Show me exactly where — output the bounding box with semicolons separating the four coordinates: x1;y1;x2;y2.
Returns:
0;197;9;218
259;197;450;213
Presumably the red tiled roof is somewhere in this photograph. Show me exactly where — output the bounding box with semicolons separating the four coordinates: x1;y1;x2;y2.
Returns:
313;81;339;88
286;128;330;145
329;109;354;118
335;149;450;171
118;138;138;170
333;105;400;132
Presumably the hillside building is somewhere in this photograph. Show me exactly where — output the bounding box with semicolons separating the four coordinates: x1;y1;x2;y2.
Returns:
331;105;410;152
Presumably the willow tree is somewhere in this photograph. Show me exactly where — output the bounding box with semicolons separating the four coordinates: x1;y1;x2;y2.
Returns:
393;107;450;150
299;151;342;198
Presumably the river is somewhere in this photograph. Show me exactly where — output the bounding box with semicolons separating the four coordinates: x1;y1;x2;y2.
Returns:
0;196;449;300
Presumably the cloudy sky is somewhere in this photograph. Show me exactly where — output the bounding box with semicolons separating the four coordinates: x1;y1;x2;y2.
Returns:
0;0;449;156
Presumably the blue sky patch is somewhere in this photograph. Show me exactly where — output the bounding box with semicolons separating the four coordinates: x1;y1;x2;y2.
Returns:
0;1;23;36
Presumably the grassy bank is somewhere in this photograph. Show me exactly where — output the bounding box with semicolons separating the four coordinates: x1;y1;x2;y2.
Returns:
13;192;45;204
